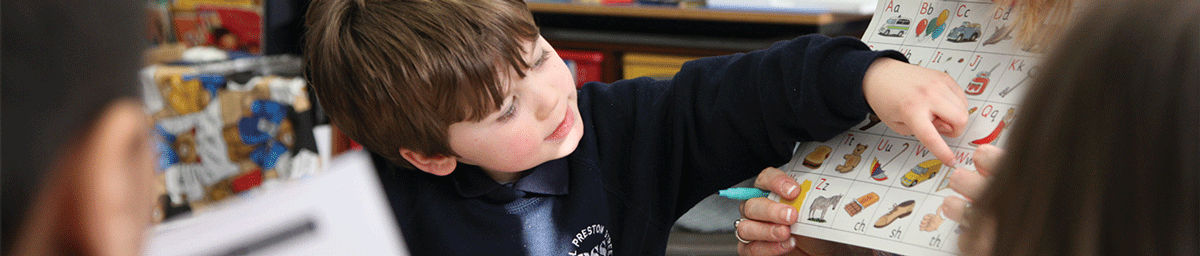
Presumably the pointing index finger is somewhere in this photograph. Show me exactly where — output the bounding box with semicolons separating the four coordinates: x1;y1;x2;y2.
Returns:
910;115;959;167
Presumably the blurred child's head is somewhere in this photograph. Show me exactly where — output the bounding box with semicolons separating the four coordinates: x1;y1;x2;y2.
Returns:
962;1;1200;255
304;0;582;178
991;0;1081;49
3;0;155;254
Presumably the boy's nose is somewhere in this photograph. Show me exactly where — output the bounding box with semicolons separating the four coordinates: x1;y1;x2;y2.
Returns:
533;85;559;121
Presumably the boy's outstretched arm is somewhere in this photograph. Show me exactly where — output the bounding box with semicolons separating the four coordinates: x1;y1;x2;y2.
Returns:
576;35;964;249
735;59;967;255
862;58;968;166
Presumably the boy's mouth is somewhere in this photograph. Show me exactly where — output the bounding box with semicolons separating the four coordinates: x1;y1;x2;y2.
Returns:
544;106;574;141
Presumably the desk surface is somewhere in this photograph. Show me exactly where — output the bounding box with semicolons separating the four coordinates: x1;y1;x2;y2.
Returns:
527;2;871;25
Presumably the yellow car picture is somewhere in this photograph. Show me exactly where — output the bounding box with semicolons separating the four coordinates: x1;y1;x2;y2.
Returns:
901;159;943;187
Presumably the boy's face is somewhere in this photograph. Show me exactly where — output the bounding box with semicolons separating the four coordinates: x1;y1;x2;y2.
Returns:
447;36;583;174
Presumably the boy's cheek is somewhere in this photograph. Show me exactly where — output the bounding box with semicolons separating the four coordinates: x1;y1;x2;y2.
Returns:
484;135;542;171
508;136;542;159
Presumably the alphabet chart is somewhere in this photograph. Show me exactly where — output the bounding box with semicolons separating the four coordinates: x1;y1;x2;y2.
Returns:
769;0;1060;255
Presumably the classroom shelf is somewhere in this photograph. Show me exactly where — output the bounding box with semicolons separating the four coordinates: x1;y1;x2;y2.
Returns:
527;2;870;26
529;2;871;84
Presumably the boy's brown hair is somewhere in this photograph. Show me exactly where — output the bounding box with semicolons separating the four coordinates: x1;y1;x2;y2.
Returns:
304;0;540;168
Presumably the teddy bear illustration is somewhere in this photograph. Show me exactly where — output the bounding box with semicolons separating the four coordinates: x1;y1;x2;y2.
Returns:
835;144;868;173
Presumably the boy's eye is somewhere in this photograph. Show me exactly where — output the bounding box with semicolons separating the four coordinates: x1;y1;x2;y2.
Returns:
532;50;550;68
497;96;518;122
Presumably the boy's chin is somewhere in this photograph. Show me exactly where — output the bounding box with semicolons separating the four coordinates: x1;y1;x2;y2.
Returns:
551;130;584;159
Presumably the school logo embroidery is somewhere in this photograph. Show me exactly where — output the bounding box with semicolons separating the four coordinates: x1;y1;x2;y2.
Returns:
568;224;612;256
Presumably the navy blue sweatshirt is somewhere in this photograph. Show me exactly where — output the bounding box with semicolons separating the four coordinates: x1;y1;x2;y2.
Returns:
372;35;906;255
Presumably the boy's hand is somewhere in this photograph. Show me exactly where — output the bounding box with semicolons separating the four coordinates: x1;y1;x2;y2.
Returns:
737;167;875;256
862;58;968;166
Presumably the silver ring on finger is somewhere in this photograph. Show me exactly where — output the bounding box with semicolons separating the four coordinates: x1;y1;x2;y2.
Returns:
955;202;974;232
961;202;974;227
734;218;751;244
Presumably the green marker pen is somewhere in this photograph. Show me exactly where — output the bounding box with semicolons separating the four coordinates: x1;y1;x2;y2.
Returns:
717;188;769;200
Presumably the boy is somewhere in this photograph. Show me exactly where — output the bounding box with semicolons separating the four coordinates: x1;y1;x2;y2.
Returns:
303;0;966;255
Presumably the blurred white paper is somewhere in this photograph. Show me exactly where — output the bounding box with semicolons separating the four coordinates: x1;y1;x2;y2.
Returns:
312;124;332;173
143;150;406;255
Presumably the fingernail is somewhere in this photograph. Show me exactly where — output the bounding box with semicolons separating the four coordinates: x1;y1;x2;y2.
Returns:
776;226;790;239
782;208;794;223
784;237;796;249
948;171;964;186
785;184;797;197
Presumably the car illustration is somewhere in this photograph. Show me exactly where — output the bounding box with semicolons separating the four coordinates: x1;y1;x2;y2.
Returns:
877;16;912;37
901;159;943;187
947;21;982;42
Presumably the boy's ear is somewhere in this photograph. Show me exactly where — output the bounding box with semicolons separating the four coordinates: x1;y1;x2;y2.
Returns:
399;149;457;176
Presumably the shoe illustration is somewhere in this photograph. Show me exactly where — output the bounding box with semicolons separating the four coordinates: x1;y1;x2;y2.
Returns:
970;108;1016;146
843;192;880;217
859;114;882;130
802;146;833;169
901;159;943;187
869;158;888;181
874;200;916;228
780;180;813;212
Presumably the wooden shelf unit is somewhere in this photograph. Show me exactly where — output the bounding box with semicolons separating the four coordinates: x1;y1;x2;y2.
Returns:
528;2;870;26
529;2;872;83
